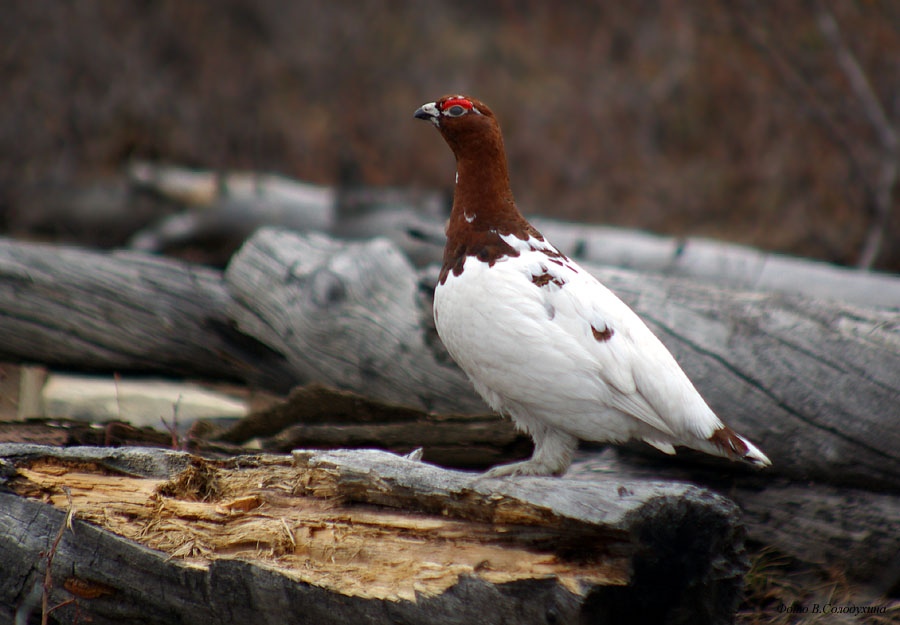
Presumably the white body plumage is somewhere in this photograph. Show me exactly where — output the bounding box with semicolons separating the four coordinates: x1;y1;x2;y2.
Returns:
434;234;769;476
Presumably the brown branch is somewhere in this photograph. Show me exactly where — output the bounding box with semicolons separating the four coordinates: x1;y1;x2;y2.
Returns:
731;1;898;269
813;2;899;268
813;4;896;154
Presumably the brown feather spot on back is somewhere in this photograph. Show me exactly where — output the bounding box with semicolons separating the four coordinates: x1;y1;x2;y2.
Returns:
530;243;567;261
708;426;750;459
591;325;614;342
532;272;565;288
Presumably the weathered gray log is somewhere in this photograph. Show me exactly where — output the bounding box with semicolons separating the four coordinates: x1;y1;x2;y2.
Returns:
0;444;747;625
22;162;900;306
331;206;448;268
224;228;484;414
127;160;447;267
586;262;900;492
569;449;900;590
123;162;900;307
0;231;898;489
532;218;900;309
738;483;900;592
0;238;294;391
127;161;337;250
216;383;531;468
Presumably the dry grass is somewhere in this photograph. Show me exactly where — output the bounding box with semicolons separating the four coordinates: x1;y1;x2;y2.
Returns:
738;546;900;625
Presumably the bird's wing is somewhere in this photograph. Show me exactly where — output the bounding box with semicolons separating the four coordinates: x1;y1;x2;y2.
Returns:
512;243;721;441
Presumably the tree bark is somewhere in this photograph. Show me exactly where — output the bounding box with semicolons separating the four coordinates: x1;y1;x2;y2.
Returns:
0;444;747;625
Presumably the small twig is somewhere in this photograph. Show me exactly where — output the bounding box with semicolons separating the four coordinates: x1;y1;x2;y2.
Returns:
160;394;184;450
734;2;897;269
107;372;124;446
45;598;76;616
730;4;876;200
113;372;123;420
280;517;296;548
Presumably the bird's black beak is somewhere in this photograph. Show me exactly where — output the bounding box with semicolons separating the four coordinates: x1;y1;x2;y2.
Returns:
414;101;440;126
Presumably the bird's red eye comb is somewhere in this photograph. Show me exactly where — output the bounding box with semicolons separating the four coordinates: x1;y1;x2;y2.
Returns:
441;97;474;111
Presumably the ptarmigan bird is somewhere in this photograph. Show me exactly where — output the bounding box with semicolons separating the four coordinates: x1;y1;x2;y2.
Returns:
414;94;771;477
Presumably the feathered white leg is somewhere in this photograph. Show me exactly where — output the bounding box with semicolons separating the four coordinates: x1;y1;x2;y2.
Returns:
481;425;577;478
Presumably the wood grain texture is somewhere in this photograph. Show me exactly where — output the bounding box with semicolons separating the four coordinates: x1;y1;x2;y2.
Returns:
224;228;484;413
533;218;900;309
0;238;294;390
0;444;747;625
587;264;900;491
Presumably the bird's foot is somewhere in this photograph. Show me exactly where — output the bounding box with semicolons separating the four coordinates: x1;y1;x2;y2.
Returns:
478;459;564;479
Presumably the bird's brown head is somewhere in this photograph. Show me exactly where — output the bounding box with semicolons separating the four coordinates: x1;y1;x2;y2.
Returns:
413;95;502;160
415;95;539;284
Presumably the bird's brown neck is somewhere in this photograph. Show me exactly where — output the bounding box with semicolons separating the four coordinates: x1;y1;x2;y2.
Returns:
438;126;538;284
448;127;521;228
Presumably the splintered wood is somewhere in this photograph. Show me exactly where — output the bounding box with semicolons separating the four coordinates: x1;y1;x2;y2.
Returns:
10;456;628;602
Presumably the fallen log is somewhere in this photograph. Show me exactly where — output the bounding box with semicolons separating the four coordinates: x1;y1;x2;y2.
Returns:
0;417;174;449
126;161;448;267
569;449;900;591
0;416;254;458
126;163;337;263
0;444;747;625
0;237;294;392
215;383;532;469
591;263;900;492
533;218;900;309
124;161;900;308
223;229;483;414
3;418;894;593
0;231;898;489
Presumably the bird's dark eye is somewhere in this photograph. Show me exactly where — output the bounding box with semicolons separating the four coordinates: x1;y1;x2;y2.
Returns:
446;105;466;117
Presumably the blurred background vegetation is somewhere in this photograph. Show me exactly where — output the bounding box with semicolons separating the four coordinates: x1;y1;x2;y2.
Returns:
2;0;898;271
